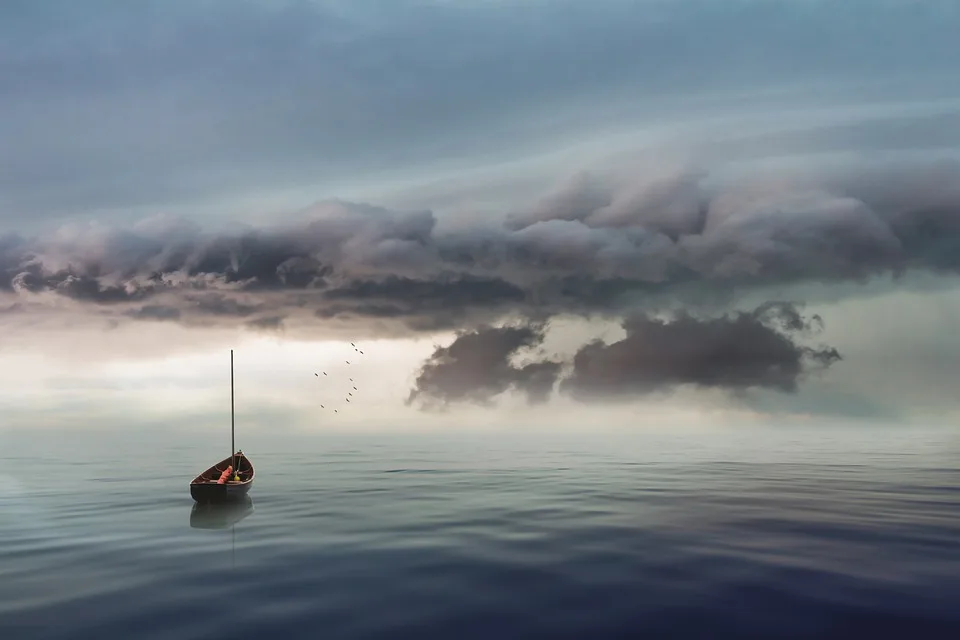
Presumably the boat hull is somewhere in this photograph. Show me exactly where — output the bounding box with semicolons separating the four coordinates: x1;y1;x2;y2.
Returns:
190;480;252;503
190;452;254;504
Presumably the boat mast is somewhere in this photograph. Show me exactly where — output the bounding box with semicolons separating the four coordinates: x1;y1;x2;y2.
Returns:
230;349;235;472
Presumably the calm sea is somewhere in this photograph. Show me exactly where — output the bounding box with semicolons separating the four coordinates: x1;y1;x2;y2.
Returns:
1;425;958;639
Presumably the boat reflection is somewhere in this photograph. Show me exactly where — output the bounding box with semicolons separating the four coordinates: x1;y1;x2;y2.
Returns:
189;494;255;530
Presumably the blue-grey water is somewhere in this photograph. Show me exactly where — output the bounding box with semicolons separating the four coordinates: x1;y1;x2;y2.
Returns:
2;426;959;639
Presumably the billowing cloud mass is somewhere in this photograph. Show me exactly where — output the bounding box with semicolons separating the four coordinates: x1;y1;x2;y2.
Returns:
559;302;841;400
2;160;960;339
407;303;841;407
406;324;563;409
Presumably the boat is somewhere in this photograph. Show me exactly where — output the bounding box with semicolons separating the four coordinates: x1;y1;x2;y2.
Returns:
189;349;255;503
190;451;255;502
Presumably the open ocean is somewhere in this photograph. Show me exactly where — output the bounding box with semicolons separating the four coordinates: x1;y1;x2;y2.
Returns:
1;425;958;639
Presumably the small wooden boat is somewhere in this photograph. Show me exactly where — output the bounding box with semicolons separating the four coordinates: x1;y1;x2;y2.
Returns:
189;349;255;503
190;450;255;503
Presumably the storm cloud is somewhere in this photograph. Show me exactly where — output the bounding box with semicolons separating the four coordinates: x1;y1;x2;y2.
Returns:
1;160;960;338
406;323;563;409
407;303;841;407
560;302;841;401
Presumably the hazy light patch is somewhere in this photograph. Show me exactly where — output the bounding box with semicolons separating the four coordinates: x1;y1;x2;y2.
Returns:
0;330;454;431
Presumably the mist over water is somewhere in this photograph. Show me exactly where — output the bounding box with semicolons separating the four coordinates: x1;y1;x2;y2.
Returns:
1;425;958;639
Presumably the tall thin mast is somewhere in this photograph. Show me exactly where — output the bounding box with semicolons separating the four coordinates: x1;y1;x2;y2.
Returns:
230;349;235;472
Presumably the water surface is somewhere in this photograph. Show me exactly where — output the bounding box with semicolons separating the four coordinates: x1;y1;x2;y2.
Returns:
1;426;958;639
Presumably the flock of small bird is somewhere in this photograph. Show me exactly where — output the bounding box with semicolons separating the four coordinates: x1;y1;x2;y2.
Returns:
313;342;364;414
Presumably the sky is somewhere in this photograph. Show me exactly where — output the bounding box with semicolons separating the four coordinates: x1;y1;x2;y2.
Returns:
2;0;960;433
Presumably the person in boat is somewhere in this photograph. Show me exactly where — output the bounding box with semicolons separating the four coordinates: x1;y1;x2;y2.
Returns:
215;465;232;484
211;466;246;483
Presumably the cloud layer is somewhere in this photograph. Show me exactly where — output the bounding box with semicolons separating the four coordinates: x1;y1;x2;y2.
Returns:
407;302;841;407
2;159;960;339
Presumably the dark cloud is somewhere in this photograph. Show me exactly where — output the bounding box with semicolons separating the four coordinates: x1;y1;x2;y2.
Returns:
559;302;841;401
2;161;960;338
407;303;841;407
406;324;563;409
